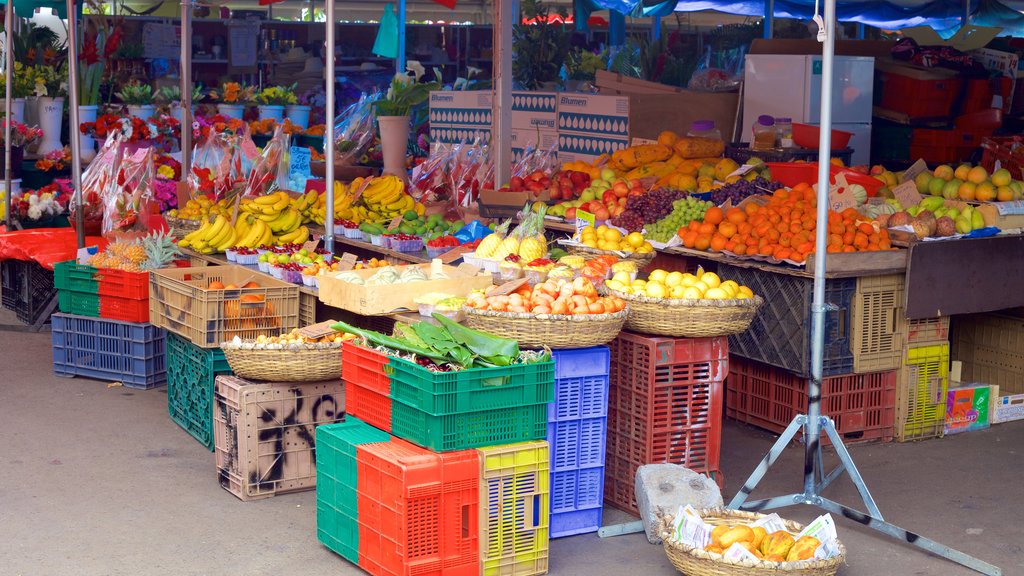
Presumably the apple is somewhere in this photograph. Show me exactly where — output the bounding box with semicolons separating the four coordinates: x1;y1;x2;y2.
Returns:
564;207;577;220
602;190;618;205
580;188;596;202
509;176;525;190
600;168;616;181
594;207;610;220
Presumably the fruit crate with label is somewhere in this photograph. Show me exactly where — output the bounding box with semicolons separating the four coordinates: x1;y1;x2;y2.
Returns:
895;343;950;442
548;346;610;538
726;355;897;445
606;332;727;514
51;313;167;389
1;259;56;325
952;313;1024;395
166;332;232;450
316;417;392;563
478;441;550;576
213;375;345;501
356;439;480;576
720;263;855;377
148;265;299;348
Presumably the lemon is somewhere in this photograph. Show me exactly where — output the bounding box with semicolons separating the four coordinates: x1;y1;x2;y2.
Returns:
605;280;623;291
700;272;721;288
719;283;738;298
583;239;598;248
720;280;739;294
632;279;647;288
665;271;684;287
704;287;729;299
670;285;686;298
739;286;755;298
612;271;632;284
680;273;698;287
649;269;669;284
618;285;633;294
626;232;646;249
683;286;703;299
692;281;709;296
597;224;609;236
645;282;668;299
603;228;623;243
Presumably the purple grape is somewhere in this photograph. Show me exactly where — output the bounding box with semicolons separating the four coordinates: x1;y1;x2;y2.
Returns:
710;177;782;206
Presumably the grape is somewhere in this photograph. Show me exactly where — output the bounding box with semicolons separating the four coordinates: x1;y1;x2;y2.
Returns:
645;197;714;242
710;177;782;206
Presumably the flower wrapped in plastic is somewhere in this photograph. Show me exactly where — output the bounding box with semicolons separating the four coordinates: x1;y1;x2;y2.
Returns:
102;145;156;240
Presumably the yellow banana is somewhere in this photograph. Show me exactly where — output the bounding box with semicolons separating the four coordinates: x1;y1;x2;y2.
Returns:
258;225;274;247
253;191;283;205
202;216;227;241
207;221;233;248
238;218;265;248
215;228;238;252
234;214;252;238
278;225;308;244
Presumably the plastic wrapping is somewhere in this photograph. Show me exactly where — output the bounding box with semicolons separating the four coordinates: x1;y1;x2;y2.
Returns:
243;125;289;198
334;92;377;165
103;145;156;239
189;132;242;201
75;132;124;230
410;142;453;201
687;46;744;92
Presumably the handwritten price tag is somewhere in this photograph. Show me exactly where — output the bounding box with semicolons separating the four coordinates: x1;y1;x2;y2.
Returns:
574;210;596;235
297;320;338;339
892;181;923;209
387;215;404;231
337;253;358;271
438;244;473;264
457;261;481;276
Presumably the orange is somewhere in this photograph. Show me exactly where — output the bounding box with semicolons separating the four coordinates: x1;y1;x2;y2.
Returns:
710;235;728;251
857;222;875;235
694;234;712;251
698;222;716;235
843;245;857;253
208;281;225;290
733;243;748;255
744;203;761;216
704;207;725;225
682;231;698;248
689;220;702;232
726;208;747;225
774;247;792;260
718;222;738;239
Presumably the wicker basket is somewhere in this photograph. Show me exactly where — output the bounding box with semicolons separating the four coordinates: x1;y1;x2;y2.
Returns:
607;287;763;337
462;306;628;348
220;344;342;382
659;509;846;576
165;216;204;235
563;243;657;268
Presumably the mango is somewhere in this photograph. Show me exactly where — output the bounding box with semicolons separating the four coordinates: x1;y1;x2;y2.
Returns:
710;525;731;547
786;535;821;562
751;526;768;550
704;544;724;555
719;525;755;549
760;530;795;557
764;553;787;563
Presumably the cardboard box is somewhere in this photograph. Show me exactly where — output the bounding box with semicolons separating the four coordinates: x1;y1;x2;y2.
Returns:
511;128;558;157
972;48;1022;114
944;384;991;435
994;392;1024;423
901;25;1001;53
512;91;558;132
317;263;493;315
429;91;494;145
478;187;550;207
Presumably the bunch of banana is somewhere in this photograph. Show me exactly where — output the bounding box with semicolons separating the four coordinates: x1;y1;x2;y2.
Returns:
239;191;303;236
277;225;310;245
178;215;237;254
360;176;417;218
291;189;320;224
232;214;274;248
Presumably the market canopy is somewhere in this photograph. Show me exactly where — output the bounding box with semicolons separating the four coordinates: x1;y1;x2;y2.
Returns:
0;0;67;18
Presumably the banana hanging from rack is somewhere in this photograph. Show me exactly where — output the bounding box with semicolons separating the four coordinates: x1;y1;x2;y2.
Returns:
277;225;309;245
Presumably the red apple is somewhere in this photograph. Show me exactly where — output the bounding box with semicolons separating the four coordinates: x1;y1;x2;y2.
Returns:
510;176;525;190
528;170;546;182
594;207;610;220
602;191;618;205
564;207;577;220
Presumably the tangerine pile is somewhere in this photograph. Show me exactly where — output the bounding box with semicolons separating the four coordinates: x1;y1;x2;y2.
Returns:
677;183;892;264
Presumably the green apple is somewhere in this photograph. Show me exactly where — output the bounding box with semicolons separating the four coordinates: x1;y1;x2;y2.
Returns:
277;254;290;265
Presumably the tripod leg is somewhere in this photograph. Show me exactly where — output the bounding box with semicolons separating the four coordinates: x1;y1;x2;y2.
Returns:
728;415;805;509
822;418;882;519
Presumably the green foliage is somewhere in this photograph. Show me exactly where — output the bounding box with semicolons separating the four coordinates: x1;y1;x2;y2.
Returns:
512;0;570;89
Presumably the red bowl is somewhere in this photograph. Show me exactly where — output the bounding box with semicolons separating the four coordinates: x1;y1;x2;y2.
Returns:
792;122;853;150
766;162;884;197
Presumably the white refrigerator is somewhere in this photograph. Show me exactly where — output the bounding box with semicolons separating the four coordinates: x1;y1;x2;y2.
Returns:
742;54;875;166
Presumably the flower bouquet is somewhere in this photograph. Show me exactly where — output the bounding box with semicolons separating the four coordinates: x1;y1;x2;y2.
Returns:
103;145;156;240
16;179;72;227
257;84;298;106
35;147;71;173
208;82;256;105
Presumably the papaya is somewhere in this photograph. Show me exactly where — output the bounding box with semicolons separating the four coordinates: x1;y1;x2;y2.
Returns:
764;553;787;563
760;530;795;558
704;544;724;555
710;525;731;547
719;525;755;549
786;535;821;562
751;526;768;550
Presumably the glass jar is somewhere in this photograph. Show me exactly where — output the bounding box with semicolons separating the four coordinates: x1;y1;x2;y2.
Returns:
687;120;722;141
751;115;777;151
776;117;794;148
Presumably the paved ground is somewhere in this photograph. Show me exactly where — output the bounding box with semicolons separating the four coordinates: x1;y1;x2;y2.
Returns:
1;324;1021;576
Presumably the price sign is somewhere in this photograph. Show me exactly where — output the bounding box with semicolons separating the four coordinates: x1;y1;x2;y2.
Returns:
457;261;482;276
351;177;373;202
290;146;312;179
337;252;358;271
489;278;528;296
304;179;326;195
297;320;339;339
387;215;404;231
901;159;929;184
574;209;596;235
630;137;658;146
301;234;321;253
892;181;924;209
438;244;473;264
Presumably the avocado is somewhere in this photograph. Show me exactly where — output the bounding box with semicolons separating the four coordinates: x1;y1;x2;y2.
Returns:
403;210;419;221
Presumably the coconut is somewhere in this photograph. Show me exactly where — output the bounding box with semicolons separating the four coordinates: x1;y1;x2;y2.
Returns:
935;216;956;237
911;217;937;238
888;211;912;228
875;213;893;228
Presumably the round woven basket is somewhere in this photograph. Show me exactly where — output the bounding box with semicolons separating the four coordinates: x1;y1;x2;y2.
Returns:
659;508;846;576
221;345;342;382
462;306;628;348
165;216;203;235
606;287;763;337
564;243;657;268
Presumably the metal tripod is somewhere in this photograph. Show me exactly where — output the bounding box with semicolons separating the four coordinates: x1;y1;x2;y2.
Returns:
727;2;1000;575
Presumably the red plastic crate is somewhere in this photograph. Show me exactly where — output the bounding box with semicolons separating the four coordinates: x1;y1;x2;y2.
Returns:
605;332;727;514
95;269;149;299
357;439;479;576
725;355;896;445
909;128;993;165
980;136;1024;180
99;295;149;323
343;342;391;395
878;68;962;119
347;381;393;433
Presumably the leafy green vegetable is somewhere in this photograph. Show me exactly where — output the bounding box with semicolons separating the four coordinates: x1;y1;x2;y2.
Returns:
433;313;520;361
331;321;449;364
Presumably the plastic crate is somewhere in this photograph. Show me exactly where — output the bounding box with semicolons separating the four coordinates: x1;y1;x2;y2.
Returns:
149;265;300;348
213;375;345;501
895;343;950;442
981;136;1024;180
342;342;391;395
316;417;392;563
909;129;992;165
356;439;480;576
550;467;604;538
877;68;962;119
721;263;855;376
50;313;166;389
1;259;57;325
299;290;317;326
346;381;393;432
952;313;1024;395
58;289;100;317
388;356;554;416
850;274;907;374
606;332;727;514
53;260;100;293
99;294;149;323
478;441;549;576
96;268;149;299
392;400;549;453
906;316;951;346
726;355;896;444
166;332;232;450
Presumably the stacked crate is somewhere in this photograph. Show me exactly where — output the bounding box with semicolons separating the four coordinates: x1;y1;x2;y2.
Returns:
606;332;728;514
54;260;150;323
2;259;57;325
51;313;167;389
952;313;1024;396
166;333;232;450
320;341;557;576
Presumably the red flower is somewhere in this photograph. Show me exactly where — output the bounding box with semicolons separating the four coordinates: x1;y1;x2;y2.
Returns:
104;27;122;59
80;33;99;66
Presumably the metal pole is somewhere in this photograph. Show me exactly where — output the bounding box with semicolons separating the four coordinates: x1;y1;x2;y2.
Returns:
181;0;192;178
651;15;661;41
855;22;865;40
963;0;970;27
609;11;625;46
492;0;512;189
4;1;13;230
763;0;774;39
396;0;406;75
324;0;335;254
67;0;84;248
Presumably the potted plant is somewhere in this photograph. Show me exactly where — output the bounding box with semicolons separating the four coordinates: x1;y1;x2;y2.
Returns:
209;82;255;120
373;61;440;178
286;87;318;129
0;119;42;180
256;84;297;122
29;64;68;156
157;85;205;124
512;0;570;90
116;81;156;119
0;63;36;124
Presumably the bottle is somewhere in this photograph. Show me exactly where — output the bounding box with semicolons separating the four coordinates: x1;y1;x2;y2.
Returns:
775;117;793;148
687;120;722;141
751;115;777;152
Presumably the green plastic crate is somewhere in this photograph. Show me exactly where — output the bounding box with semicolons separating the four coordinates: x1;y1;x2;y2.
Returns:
166;332;231;450
316;417;390;563
54;260;99;293
388;357;554;416
58;290;100;317
392;399;549;452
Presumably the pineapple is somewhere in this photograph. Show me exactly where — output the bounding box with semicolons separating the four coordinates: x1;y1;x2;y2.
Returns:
126;242;147;265
476;218;512;258
141;229;184;271
493;234;521;261
517;212;547;261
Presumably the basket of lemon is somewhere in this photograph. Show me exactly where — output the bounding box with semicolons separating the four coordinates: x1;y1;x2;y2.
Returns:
603;268;762;338
561;225;657;268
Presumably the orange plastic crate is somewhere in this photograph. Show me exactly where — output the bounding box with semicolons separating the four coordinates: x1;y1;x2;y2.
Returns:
99;294;149;323
346;381;393;433
356;439;480;576
342;342;391;395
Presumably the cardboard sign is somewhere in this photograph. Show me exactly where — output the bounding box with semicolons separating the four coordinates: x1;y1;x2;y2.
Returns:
901;159;929;184
387;215;404;231
575;209;596;234
351;177;373;202
290;146;312;178
892;181;924;208
297;320;339;339
489;278;528;296
438;244;474;264
301;235;321;253
457;261;482;276
304;179;326;195
828;185;858;212
337;253;358;271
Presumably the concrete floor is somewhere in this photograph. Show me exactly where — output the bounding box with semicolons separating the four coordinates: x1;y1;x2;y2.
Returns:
2;325;1022;576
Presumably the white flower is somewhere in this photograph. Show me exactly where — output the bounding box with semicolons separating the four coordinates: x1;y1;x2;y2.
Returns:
28;205;42;220
28;195;39;205
393;72;412;87
406;60;425;81
33;80;47;98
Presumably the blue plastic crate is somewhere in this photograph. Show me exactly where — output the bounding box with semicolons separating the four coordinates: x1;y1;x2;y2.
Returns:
549;347;610;422
547;417;607;472
550;467;604;538
552;346;610;380
166;333;232;450
51;313;167;389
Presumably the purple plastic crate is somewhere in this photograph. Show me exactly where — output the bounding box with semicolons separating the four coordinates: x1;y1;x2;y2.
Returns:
51;312;167;389
550;467;604;538
548;417;607;471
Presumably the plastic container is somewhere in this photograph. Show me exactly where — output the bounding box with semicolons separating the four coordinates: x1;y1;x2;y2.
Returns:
51;312;167;389
850;274;907;374
775;117;793;148
686;120;722;141
341;342;391;394
750;115;776;152
235;252;259;266
166;332;233;450
225;249;238;262
895;343;950;442
342;227;364;240
392;400;549;452
99;294;149;323
346;380;393;432
2;259;57;325
425;245;450;260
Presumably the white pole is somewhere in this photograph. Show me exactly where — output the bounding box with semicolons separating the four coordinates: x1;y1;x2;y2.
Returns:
492;0;513;188
806;0;835;495
4;1;12;230
324;0;335;253
67;0;84;247
181;0;192;178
